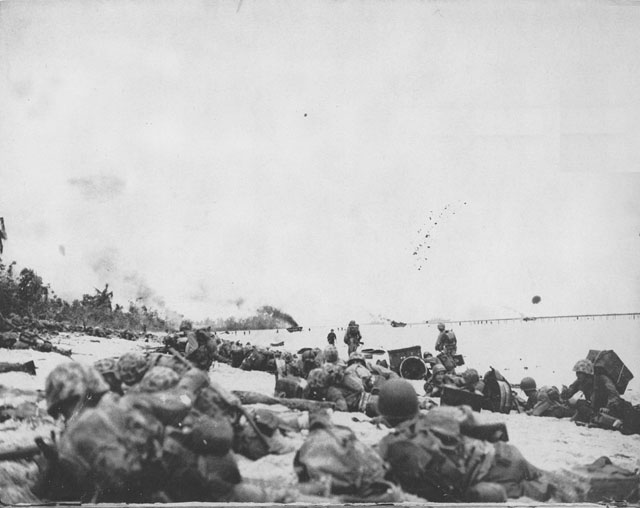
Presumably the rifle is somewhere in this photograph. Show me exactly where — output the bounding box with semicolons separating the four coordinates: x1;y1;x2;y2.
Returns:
232;390;336;411
0;436;56;462
167;347;271;451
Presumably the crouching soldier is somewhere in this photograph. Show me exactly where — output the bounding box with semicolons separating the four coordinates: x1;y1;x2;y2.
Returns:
376;379;556;503
562;359;640;434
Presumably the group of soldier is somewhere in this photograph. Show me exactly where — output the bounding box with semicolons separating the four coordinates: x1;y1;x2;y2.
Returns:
513;362;640;434
419;324;640;435
2;316;637;503
32;338;562;504
35;348;311;503
170;320;640;436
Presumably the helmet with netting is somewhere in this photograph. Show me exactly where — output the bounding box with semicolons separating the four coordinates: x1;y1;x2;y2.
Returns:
45;361;109;417
93;357;120;379
137;366;180;392
307;368;330;390
117;351;150;385
301;349;316;362
152;353;191;376
573;359;594;376
324;346;339;363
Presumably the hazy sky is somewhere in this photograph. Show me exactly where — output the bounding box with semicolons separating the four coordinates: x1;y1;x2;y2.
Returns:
1;0;639;326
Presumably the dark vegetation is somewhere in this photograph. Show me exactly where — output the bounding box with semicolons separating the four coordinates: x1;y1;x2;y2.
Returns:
1;256;298;332
0;258;169;331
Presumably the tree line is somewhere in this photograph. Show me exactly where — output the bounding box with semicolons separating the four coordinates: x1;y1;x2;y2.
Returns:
0;258;169;332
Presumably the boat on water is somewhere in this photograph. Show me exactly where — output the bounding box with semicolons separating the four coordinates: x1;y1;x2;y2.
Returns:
286;326;303;333
390;320;407;328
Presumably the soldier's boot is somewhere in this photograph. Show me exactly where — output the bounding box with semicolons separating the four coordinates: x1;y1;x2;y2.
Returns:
22;360;37;375
0;361;37;375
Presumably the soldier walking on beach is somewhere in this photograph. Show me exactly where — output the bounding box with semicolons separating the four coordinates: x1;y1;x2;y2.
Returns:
326;329;337;346
434;322;457;356
343;320;362;355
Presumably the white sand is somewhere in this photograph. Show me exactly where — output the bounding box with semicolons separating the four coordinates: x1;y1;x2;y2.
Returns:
1;331;639;498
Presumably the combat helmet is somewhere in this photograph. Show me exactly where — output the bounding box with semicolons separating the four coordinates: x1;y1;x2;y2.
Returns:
93;357;122;393
93;357;119;378
117;351;150;385
324;345;339;364
520;376;537;393
573;359;594;376
462;368;479;386
432;364;447;375
307;368;330;390
437;322;445;331
195;328;212;344
376;378;419;426
301;349;317;363
347;351;366;366
45;361;110;418
138;366;180;392
423;352;438;365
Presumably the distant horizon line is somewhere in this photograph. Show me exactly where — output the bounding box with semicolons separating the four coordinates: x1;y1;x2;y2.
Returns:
200;312;640;330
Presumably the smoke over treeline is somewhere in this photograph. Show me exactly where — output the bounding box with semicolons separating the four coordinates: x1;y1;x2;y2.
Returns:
199;305;299;331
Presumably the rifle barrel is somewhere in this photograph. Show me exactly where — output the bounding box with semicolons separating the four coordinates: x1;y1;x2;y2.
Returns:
0;444;41;461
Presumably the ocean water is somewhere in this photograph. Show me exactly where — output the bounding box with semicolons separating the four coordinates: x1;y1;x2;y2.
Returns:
222;315;640;402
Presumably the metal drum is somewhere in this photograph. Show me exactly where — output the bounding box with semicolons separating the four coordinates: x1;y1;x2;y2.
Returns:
399;356;427;380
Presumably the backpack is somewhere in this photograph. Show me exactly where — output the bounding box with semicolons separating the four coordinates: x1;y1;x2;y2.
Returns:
377;411;494;502
294;410;391;497
56;398;166;502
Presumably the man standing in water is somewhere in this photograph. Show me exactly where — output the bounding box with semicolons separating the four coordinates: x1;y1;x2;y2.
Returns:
343;320;362;355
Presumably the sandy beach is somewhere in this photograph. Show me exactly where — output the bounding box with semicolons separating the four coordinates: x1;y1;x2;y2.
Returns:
1;327;639;504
